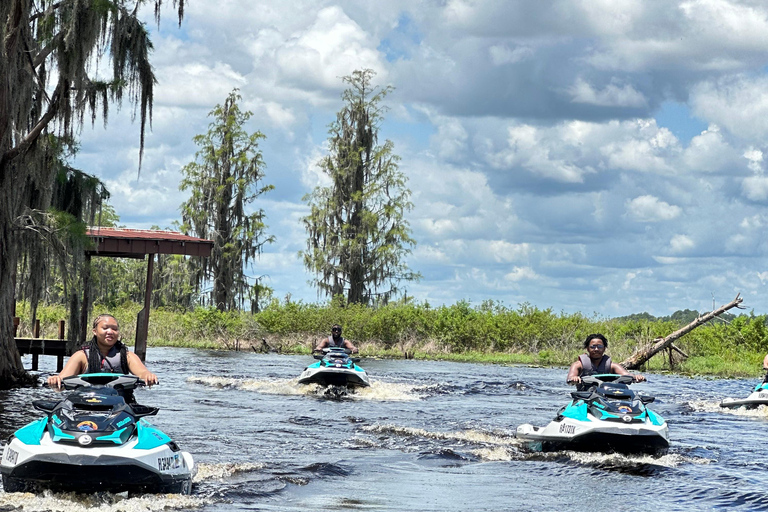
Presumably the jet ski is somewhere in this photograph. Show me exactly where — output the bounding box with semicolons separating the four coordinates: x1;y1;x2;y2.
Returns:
298;347;370;388
0;373;195;494
516;374;669;455
720;373;768;409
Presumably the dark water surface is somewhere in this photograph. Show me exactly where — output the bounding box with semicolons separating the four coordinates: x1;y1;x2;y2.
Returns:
2;347;768;511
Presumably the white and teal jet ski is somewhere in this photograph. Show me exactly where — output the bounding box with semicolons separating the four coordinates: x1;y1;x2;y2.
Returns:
516;374;669;455
0;373;195;494
720;374;768;409
298;347;370;388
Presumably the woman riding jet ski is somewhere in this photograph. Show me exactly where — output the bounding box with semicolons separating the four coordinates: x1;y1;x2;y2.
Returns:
516;374;669;454
0;373;196;494
1;314;194;493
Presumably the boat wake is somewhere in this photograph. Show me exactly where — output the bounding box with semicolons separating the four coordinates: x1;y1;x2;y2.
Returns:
194;462;265;482
0;489;209;512
188;376;425;401
688;399;768;417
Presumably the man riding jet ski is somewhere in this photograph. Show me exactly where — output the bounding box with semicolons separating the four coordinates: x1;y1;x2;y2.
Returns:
298;347;370;388
516;374;669;454
299;324;369;389
1;373;195;494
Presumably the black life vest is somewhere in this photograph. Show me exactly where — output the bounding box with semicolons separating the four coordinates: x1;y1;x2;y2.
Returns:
578;353;613;376
82;340;135;403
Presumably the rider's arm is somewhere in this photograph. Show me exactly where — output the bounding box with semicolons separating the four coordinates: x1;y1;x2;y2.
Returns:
344;339;359;354
566;360;583;384
47;351;87;389
314;338;329;352
763;353;768;370
126;351;158;386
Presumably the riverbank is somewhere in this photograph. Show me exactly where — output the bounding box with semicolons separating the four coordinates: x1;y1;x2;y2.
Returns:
15;300;768;379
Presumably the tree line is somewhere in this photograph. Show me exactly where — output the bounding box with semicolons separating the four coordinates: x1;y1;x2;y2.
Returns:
0;1;419;388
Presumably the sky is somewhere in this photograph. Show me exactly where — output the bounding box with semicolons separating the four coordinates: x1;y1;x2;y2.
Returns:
71;0;768;318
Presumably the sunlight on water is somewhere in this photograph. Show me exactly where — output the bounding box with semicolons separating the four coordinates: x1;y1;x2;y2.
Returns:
194;461;265;481
688;399;768;418
188;376;425;401
363;423;520;445
0;490;209;512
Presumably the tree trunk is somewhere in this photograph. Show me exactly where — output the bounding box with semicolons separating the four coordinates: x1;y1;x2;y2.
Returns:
0;162;34;389
621;294;744;370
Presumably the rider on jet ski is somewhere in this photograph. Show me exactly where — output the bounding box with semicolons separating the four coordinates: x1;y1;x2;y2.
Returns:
314;324;359;354
566;333;645;390
46;314;158;400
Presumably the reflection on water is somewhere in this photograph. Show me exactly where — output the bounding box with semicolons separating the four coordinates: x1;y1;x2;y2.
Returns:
2;348;768;511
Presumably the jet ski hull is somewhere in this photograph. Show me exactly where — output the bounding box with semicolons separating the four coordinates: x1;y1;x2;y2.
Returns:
0;374;195;494
1;427;195;494
516;375;669;455
720;387;768;409
516;418;670;455
298;366;370;388
299;349;370;388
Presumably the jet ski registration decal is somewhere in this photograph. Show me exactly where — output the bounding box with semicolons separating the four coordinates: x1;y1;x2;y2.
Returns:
158;454;182;471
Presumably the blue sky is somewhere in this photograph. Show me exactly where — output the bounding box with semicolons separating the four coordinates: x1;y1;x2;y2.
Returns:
72;0;768;317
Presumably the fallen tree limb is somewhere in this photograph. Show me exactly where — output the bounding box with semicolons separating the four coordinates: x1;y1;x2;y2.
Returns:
669;343;689;358
621;293;744;370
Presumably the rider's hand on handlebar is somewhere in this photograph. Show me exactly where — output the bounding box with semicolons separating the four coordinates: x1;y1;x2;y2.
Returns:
139;371;159;387
567;376;581;385
47;375;63;390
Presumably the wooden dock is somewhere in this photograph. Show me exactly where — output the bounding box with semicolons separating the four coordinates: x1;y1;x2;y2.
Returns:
14;318;67;372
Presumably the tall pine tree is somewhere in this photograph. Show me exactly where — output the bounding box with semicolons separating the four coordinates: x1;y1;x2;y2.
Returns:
302;69;419;305
180;90;274;311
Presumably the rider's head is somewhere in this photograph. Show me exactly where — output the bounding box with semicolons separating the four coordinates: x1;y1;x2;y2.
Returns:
92;314;120;347
583;333;608;350
331;324;342;337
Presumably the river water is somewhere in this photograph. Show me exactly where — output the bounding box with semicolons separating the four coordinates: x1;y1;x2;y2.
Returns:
1;347;768;512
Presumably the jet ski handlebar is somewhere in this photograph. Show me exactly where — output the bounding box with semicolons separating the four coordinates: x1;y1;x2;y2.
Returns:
61;373;147;391
580;374;636;386
312;347;360;362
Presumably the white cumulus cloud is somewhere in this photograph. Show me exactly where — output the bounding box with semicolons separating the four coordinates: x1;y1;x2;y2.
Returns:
626;195;682;222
